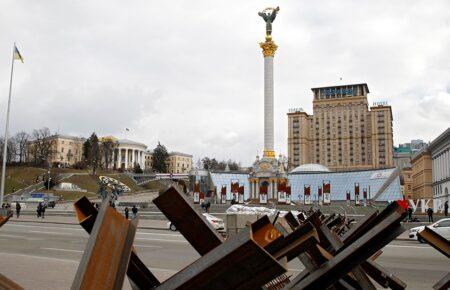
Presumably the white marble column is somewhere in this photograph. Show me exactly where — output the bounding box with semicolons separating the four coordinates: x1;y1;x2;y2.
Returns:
264;56;274;154
124;148;128;169
256;182;260;198
118;148;122;169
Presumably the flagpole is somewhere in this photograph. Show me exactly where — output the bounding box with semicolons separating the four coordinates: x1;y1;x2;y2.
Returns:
0;43;17;205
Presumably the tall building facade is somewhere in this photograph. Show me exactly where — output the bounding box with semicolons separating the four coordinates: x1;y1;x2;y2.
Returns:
288;83;394;171
411;146;433;200
429;128;450;203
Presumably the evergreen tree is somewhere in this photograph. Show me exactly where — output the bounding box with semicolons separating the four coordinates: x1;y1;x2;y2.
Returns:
152;142;169;173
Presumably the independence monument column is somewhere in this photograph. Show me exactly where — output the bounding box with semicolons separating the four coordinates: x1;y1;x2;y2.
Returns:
259;7;279;159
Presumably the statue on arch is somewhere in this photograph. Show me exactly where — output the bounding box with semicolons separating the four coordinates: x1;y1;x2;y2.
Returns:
258;7;280;38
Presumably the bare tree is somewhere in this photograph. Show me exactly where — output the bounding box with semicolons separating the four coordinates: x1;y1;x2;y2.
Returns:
14;131;29;163
31;127;56;164
0;137;17;165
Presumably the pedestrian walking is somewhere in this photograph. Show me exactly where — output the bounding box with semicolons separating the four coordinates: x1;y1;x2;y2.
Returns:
36;203;42;218
407;207;413;222
124;207;129;219
427;207;434;222
15;202;21;218
41;203;46;218
131;205;138;219
445;201;449;217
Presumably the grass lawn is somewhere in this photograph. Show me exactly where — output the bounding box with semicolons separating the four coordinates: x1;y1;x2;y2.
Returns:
1;166;47;195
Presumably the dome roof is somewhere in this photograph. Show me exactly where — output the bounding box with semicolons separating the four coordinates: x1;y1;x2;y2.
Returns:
290;163;331;173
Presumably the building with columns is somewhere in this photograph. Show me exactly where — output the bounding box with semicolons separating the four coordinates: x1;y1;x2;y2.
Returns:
112;139;147;170
429;128;450;204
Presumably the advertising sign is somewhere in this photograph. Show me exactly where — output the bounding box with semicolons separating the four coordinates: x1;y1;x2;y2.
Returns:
231;181;239;203
318;186;323;206
221;185;227;204
259;184;268;204
354;183;360;205
323;181;331;205
238;186;244;204
193;182;200;204
286;186;291;205
304;185;311;205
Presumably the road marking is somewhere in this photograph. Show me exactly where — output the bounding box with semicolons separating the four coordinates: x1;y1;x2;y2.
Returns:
5;224;84;231
0;252;79;264
134;244;162;249
29;230;75;236
135;237;189;244
0;234;42;241
385;245;431;249
41;247;84;253
137;232;183;238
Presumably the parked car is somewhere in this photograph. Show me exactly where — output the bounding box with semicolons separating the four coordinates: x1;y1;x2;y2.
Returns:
167;213;225;233
409;218;450;242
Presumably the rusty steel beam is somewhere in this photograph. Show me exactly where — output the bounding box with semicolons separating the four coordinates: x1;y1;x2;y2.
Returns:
71;202;138;290
341;210;378;245
361;260;406;290
417;227;450;258
0;273;23;290
310;211;405;290
153;186;224;255
74;197;160;289
284;212;300;229
265;222;319;261
288;204;406;290
0;211;12;228
155;228;287;290
433;273;450;290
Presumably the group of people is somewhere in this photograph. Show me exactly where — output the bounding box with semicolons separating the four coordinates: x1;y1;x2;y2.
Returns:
124;205;138;219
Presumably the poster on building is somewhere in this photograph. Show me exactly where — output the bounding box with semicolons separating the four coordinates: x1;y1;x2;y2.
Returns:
231;181;239;203
346;190;351;206
238;186;244;204
221;185;227;204
363;188;368;206
354;183;360;205
277;181;287;204
193;182;200;204
260;184;268;204
304;185;311;205
323;180;331;205
318;186;323;206
286;186;291;205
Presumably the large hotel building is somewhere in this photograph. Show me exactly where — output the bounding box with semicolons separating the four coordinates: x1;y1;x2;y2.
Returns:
287;83;394;171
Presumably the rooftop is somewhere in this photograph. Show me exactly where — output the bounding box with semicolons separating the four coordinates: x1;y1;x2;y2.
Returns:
290;163;331;174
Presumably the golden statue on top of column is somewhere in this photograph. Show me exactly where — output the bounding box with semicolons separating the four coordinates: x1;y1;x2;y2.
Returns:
259;7;279;57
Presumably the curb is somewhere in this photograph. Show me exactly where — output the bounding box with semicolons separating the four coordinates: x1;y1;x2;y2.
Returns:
9;219;168;231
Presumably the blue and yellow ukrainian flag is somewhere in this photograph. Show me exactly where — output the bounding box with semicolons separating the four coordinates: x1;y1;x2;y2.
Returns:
13;45;24;63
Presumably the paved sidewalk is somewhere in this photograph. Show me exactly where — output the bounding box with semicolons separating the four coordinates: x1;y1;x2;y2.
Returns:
10;214;168;230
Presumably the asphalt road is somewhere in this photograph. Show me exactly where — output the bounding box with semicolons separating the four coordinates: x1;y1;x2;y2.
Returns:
0;221;448;290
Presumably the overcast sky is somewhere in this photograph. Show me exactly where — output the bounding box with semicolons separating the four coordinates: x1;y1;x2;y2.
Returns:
0;1;449;166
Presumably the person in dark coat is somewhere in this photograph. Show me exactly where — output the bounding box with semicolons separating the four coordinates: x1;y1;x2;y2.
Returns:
445;201;449;217
131;205;138;219
427;207;434;222
407;207;413;222
37;203;42;218
15;202;21;218
41;203;46;218
124;207;129;219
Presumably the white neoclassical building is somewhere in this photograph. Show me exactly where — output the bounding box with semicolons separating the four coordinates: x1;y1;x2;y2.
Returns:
112;139;148;170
